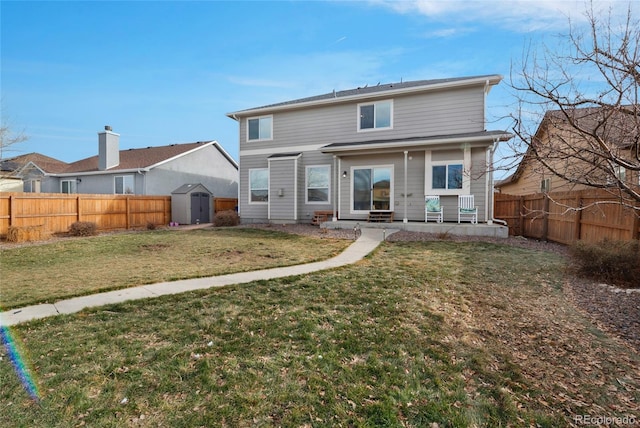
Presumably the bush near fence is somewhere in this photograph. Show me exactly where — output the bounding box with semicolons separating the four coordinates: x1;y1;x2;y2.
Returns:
494;189;640;245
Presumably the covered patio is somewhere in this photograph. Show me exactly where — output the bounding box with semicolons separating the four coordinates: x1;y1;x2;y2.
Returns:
322;219;509;239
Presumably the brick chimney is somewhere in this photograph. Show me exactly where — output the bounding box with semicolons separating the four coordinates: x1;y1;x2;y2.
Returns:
98;125;120;170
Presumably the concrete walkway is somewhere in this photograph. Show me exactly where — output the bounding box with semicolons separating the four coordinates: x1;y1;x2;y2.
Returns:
1;228;395;327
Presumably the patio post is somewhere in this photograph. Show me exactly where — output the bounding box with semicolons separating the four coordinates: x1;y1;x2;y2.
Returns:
403;151;408;223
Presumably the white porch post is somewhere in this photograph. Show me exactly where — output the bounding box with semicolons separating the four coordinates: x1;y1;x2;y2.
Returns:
332;156;338;221
403;150;408;223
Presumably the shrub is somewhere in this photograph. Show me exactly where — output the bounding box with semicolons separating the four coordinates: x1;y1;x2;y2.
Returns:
146;222;157;230
570;239;640;288
68;221;98;237
6;225;47;243
213;210;240;227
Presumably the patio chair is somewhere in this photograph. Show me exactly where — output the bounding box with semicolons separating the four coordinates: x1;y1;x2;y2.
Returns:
458;194;477;224
425;195;443;223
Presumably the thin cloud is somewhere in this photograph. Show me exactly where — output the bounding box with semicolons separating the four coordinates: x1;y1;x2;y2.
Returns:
373;0;631;33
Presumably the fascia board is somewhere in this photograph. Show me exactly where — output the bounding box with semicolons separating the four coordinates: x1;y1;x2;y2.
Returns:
321;133;512;154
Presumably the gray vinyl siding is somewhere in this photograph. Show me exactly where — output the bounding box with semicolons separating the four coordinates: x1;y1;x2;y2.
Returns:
239;86;485;154
239;155;269;222
268;157;298;222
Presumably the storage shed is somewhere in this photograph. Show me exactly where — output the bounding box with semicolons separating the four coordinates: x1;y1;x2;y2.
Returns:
171;183;212;225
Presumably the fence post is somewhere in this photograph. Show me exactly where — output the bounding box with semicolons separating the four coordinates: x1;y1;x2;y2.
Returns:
9;195;16;228
574;192;582;242
632;207;640;240
77;195;82;223
126;196;131;229
542;194;550;241
519;196;525;237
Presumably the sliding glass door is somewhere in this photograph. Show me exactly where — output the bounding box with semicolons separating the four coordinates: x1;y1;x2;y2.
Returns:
352;166;392;211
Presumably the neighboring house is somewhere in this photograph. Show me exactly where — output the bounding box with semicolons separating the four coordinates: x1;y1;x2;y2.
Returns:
0;127;239;197
496;107;640;195
227;75;512;224
0;153;69;192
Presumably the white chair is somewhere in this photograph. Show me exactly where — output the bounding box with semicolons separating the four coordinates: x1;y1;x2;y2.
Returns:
425;195;443;223
458;195;477;224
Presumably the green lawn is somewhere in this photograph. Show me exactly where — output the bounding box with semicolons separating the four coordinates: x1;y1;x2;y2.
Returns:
2;239;638;427
0;227;350;310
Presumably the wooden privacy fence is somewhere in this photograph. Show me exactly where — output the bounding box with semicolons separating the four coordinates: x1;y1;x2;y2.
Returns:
214;197;238;213
0;193;171;237
494;190;640;245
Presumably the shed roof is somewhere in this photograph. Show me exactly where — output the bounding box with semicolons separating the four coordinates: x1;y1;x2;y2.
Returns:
171;183;212;194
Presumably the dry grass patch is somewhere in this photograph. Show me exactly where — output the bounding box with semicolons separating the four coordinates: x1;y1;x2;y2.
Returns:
0;227;349;309
1;240;638;427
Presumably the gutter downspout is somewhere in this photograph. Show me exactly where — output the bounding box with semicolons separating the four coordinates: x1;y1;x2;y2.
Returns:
487;140;508;226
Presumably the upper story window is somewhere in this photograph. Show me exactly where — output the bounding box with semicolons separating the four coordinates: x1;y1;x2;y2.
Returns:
115;175;134;194
358;100;392;131
247;115;273;141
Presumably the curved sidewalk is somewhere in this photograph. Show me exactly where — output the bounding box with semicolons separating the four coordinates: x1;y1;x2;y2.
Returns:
1;228;395;327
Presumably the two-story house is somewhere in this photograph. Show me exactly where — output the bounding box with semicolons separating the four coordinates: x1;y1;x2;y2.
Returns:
227;75;511;224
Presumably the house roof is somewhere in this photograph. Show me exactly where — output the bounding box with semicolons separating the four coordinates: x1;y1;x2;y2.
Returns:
321;130;512;154
495;106;639;189
0;153;69;175
544;106;639;149
227;74;502;118
61;140;238;175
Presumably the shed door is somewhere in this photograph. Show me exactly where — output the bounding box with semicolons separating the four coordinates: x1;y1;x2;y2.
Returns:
191;192;210;224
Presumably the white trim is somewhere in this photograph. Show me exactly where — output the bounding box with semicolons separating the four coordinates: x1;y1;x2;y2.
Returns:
305;164;331;205
322;133;510;154
357;99;393;132
424;148;471;196
294;157;298;220
246;115;273;142
240;143;326;157
337;157;342;220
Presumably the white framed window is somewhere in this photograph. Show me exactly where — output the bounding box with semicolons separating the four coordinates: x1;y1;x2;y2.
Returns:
306;165;330;203
614;165;626;182
424;149;471;195
25;180;41;193
432;163;463;190
115;175;134;194
357;100;392;131
61;179;77;194
540;178;551;192
351;165;393;213
249;168;269;203
247;115;273;141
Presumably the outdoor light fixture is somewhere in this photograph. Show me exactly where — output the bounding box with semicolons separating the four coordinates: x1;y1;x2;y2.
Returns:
342;171;347;178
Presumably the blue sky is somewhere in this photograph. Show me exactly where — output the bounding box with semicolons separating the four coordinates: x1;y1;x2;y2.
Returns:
1;0;631;173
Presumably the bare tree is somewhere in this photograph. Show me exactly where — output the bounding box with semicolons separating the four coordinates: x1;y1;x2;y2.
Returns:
0;104;28;159
507;2;640;205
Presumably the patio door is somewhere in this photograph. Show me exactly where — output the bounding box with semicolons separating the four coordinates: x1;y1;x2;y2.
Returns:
353;167;392;211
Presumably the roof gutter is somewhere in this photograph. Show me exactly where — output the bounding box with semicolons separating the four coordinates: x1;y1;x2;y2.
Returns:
321;132;512;154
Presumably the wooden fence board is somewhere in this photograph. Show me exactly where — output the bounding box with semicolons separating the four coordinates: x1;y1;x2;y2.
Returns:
0;193;171;237
494;189;640;245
